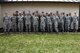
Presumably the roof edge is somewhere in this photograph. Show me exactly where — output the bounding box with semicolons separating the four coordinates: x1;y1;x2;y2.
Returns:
0;1;80;3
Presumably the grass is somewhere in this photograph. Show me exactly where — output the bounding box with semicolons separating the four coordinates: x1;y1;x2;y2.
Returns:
0;32;80;53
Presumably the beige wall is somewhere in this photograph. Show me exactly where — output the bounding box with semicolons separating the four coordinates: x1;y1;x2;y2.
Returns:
0;2;79;28
2;3;79;16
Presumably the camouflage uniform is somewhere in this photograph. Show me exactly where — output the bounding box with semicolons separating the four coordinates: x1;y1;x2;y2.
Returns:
65;15;71;32
25;14;31;32
18;16;23;32
3;16;11;32
53;15;59;33
33;15;38;32
11;16;17;32
46;16;52;32
72;16;79;32
40;16;46;32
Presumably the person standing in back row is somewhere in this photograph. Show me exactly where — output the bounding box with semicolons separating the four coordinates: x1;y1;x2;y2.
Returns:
33;13;38;32
11;13;17;32
18;13;23;32
35;11;41;32
68;13;73;32
59;13;65;32
40;12;46;32
53;13;59;33
22;11;26;32
65;14;71;32
15;11;19;32
46;13;52;32
25;11;31;32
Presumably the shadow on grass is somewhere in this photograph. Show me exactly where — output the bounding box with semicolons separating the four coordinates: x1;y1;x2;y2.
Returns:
0;33;11;36
0;32;80;36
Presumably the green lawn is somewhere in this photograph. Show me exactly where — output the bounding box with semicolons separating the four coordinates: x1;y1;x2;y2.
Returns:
0;33;80;53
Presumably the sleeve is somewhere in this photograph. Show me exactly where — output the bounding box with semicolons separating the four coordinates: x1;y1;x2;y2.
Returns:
11;17;12;22
50;17;53;21
44;17;46;22
77;17;79;21
3;17;5;22
57;16;59;22
31;16;33;23
16;17;18;23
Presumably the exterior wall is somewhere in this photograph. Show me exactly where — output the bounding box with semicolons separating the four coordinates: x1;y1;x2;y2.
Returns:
2;3;79;16
0;2;79;28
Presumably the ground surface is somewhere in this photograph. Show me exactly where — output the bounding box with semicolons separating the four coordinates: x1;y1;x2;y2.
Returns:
0;32;80;53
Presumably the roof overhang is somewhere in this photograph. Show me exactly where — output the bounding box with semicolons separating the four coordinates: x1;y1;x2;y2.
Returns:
0;1;80;4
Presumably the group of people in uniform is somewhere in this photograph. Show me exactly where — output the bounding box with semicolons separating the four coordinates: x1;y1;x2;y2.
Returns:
3;11;79;33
